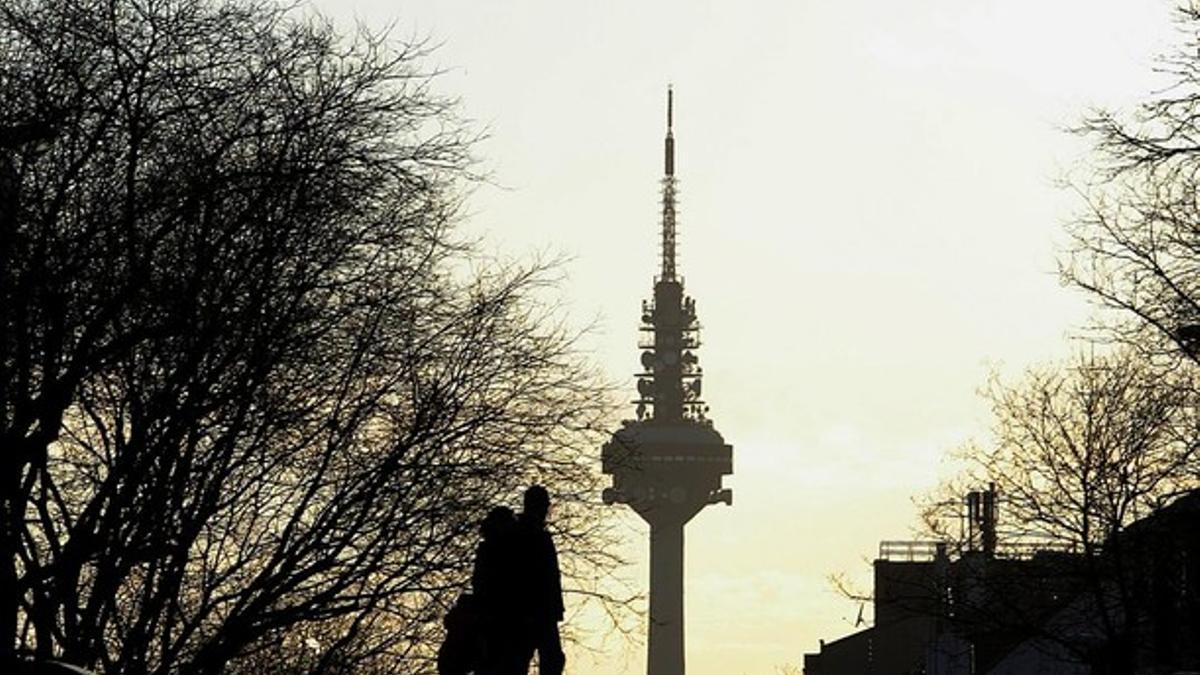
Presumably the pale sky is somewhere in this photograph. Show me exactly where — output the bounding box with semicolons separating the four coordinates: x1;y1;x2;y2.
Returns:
310;2;1177;673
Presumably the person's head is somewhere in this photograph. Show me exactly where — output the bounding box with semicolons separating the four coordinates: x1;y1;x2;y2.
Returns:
481;505;515;540
523;485;551;525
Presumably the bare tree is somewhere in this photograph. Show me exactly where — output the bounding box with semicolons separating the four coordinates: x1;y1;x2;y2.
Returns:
920;349;1200;673
939;351;1198;548
0;1;627;673
1063;4;1200;359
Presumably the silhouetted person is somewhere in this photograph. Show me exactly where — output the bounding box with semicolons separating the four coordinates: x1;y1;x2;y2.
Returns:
437;591;480;675
515;485;565;675
472;506;521;674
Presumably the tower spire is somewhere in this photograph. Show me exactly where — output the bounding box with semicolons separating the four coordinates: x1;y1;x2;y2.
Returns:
665;85;674;176
661;87;677;281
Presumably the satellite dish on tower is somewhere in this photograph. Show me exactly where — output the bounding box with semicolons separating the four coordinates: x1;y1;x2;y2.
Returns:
638;378;654;397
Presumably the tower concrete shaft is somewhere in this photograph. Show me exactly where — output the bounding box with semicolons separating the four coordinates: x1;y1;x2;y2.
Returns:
648;520;685;675
601;88;733;675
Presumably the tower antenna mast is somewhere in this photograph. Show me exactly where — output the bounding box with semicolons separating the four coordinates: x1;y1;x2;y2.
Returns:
661;86;677;281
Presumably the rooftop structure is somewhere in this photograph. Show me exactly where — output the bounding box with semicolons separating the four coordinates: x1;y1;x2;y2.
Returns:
804;487;1200;675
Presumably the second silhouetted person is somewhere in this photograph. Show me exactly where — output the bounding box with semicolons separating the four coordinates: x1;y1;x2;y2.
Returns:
515;485;565;675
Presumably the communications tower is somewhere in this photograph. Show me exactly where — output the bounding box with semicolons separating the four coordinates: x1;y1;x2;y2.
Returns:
601;88;733;675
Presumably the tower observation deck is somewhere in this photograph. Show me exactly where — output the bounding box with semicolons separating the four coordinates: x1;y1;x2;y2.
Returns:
601;88;733;675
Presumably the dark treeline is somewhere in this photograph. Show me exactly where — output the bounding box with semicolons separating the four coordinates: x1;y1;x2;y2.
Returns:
0;1;628;673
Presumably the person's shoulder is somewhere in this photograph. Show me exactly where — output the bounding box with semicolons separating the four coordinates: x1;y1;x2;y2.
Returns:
532;527;555;552
514;519;553;544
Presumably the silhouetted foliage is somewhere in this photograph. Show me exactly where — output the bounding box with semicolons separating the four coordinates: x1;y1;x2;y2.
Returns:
928;351;1199;550
1050;5;1200;662
1064;5;1200;359
894;6;1200;667
921;349;1200;673
0;1;627;673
